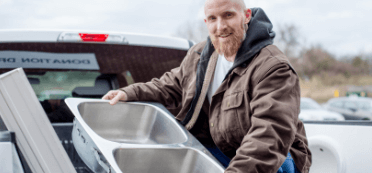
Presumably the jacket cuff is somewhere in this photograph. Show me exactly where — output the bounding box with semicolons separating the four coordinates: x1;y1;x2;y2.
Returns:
119;85;138;101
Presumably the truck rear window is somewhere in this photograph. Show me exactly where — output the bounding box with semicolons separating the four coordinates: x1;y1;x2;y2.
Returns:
26;71;112;122
0;42;187;122
28;71;100;101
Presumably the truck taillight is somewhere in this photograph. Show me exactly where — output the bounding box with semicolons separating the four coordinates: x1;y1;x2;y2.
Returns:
57;32;128;44
79;33;108;42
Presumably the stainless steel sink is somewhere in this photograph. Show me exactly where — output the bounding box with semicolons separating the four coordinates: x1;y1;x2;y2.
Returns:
78;102;187;144
114;148;224;173
65;98;225;173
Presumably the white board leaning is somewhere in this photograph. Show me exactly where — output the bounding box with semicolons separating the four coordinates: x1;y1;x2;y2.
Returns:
0;68;76;173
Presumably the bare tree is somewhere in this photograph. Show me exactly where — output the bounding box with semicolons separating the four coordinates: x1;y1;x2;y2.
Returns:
174;20;209;44
361;53;372;75
275;23;302;58
173;0;209;43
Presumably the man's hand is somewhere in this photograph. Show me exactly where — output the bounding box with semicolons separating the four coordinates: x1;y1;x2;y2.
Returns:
102;90;127;105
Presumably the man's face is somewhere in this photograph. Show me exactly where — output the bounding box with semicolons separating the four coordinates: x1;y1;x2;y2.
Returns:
204;0;251;57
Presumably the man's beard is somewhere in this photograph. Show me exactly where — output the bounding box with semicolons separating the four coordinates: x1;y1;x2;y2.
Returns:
210;22;246;58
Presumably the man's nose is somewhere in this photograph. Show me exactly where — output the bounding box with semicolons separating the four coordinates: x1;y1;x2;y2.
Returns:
217;18;227;31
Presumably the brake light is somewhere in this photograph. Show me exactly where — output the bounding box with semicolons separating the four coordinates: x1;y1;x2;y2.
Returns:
58;32;128;44
79;33;108;42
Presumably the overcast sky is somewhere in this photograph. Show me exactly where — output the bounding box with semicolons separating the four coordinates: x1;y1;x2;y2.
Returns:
1;0;371;58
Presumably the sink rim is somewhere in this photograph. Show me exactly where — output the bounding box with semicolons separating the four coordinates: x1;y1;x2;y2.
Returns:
66;98;189;145
75;101;188;144
113;146;225;173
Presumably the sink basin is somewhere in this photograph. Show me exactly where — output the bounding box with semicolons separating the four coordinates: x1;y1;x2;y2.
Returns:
65;98;225;173
114;148;223;173
78;102;187;144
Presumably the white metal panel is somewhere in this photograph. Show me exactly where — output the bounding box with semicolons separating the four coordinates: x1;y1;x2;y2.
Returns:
122;33;190;50
0;68;76;173
0;30;61;42
305;123;372;173
0;29;191;50
0;142;13;173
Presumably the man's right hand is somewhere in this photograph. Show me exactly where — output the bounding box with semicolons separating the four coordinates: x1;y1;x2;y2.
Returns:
102;90;128;105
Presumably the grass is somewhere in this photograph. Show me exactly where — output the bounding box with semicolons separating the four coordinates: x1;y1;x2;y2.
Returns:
299;75;372;103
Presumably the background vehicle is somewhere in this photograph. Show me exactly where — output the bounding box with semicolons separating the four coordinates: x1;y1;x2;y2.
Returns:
323;96;372;120
299;97;345;121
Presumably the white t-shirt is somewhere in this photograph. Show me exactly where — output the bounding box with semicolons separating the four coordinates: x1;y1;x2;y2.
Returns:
207;54;234;103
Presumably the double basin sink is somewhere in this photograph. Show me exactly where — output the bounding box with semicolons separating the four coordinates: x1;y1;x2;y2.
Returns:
65;98;225;173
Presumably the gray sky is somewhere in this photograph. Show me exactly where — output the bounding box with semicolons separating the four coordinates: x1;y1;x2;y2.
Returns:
1;0;371;58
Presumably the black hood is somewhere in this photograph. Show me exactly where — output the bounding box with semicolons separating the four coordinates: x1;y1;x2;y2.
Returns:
181;7;275;125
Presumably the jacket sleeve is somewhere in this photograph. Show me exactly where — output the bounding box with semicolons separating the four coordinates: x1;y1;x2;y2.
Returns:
225;61;300;173
119;48;194;109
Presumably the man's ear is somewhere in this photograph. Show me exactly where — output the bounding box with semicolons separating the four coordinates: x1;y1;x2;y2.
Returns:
245;8;252;24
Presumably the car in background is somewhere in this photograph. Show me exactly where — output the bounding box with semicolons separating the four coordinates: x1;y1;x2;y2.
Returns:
299;97;345;121
323;96;372;120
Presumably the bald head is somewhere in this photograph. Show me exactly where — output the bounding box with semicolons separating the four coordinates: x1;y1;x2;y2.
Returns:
204;0;247;14
229;0;247;12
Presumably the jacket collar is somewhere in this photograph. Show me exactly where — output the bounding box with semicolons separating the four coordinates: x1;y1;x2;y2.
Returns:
227;7;275;79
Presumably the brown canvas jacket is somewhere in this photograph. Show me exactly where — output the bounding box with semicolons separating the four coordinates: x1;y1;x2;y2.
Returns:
120;41;312;173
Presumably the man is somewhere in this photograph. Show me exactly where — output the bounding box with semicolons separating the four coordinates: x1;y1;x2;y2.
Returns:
103;0;312;172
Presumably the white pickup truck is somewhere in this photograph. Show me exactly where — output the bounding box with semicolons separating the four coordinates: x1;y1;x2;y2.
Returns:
0;30;371;173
